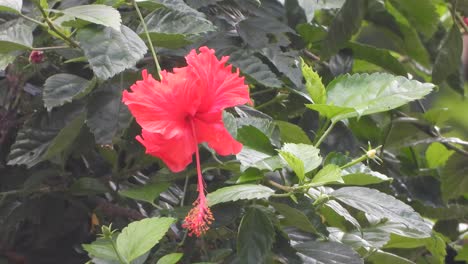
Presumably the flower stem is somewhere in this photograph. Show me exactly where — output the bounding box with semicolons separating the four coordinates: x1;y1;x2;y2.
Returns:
132;0;162;80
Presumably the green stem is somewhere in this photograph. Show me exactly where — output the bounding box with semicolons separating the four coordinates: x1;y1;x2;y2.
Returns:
33;45;69;51
455;11;468;33
339;154;368;170
36;4;79;48
19;13;47;27
255;94;283;110
132;0;162;80
110;238;129;264
314;121;336;148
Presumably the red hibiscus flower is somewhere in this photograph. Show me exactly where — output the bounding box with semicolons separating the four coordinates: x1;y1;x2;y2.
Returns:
122;46;251;236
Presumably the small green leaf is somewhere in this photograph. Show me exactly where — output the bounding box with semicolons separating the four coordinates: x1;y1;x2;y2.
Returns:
43;74;96;111
76;25;147;80
310;164;343;186
236;168;263;184
274;121;311;144
58;5;122;31
157;253;183;264
116;217;175;262
207;184;275;206
425;142;454;169
279;143;322;182
238;206;275;263
0;0;22;13
306;73;434;122
119;182;170;205
301;59;326;104
294;241;363;264
332;187;432;237
82;238;119;261
432;26;463;86
271;202;318;234
341;163;392;185
321;0;366;58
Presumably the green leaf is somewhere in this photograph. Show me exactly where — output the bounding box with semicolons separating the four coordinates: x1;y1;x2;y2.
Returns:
83;238;119;261
321;0;366;59
226;49;283;88
86;80;132;144
237;16;293;49
328;226;390;249
388;0;438;38
432;26;463;86
43;112;85;159
385;0;430;66
119;182;170;205
0;19;33;53
70;177;109;195
0;0;22;13
43;74;96;111
331;187;432;237
294;241;363;264
237;206;275;263
7;103;83;167
441;154;468;201
274;121;311;144
76;25;147;80
271;202;317;234
385;233;447;263
279;143;322;182
367;250;415;264
236;168;264;184
157;253;183;264
310;164;343;186
140;7;215;49
116;217;175;262
301;59;326;104
207;184;275;206
425;142;454;169
58;5;121;31
306;73;434;122
348;42;406;76
341;163;392;185
0;53;15;70
237;126;275;155
306;104;355;120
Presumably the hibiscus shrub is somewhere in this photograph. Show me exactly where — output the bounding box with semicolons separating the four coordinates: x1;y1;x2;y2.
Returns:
1;0;468;263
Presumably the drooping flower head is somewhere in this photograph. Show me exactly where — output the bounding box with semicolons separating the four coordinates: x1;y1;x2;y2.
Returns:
122;46;251;236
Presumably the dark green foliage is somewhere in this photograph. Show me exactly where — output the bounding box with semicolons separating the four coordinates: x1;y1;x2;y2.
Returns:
1;0;467;263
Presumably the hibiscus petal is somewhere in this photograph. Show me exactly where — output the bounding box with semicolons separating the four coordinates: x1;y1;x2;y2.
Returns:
122;69;200;139
136;127;196;172
194;115;242;156
185;47;251;113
